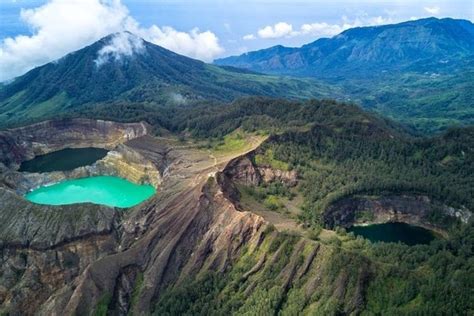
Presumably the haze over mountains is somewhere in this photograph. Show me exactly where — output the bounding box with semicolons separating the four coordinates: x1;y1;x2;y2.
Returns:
0;32;336;128
216;18;474;78
1;18;473;132
217;18;474;132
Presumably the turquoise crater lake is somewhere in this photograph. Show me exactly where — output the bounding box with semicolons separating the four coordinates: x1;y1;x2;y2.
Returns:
25;176;156;208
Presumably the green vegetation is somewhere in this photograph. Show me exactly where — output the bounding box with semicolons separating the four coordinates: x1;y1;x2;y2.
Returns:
154;233;331;315
239;182;296;215
93;293;112;316
269;125;473;227
2;89;472;313
339;70;474;133
129;272;144;312
355;210;376;222
360;222;474;314
0;35;339;129
210;131;250;154
65;96;472;228
151;220;474;315
263;195;285;211
117;96;473;314
254;149;290;171
215;18;474;133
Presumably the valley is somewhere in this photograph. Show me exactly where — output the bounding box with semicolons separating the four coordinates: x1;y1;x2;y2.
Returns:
216;18;474;132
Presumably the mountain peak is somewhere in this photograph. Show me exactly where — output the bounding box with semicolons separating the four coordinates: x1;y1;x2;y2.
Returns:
0;30;334;128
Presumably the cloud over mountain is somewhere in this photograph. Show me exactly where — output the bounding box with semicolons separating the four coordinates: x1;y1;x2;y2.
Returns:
258;22;295;39
247;14;394;40
0;0;224;82
94;32;145;67
424;6;441;15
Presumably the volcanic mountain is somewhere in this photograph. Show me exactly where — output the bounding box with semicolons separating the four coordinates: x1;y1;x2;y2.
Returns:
0;32;335;128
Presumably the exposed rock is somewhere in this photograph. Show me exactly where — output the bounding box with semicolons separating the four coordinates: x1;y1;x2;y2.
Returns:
223;156;262;186
0;121;389;315
0;118;148;168
257;166;298;186
223;154;298;187
324;194;470;232
0;188;117;249
0;123;270;314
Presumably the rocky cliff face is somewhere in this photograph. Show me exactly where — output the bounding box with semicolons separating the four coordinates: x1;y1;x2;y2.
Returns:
257;166;298;186
0;187;119;315
0;118;148;168
0;119;162;197
9;143;163;195
0;124;269;314
323;194;471;231
223;155;298;187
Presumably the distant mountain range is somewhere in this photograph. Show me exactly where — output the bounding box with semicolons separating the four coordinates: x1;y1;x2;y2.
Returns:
0;32;336;128
1;18;473;132
215;18;474;78
216;18;474;132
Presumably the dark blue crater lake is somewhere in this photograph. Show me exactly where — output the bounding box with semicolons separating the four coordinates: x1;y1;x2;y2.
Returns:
348;222;436;245
19;147;108;173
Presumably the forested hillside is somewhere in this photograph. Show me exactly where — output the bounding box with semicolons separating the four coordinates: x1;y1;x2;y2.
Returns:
0;33;338;129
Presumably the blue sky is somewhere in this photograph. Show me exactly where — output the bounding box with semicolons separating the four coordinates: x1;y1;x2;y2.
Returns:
122;0;473;52
0;0;473;81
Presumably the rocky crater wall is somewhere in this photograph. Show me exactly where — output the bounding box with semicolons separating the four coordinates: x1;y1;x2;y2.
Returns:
223;155;298;187
324;194;471;233
10;144;163;195
0;118;149;168
0;119;164;194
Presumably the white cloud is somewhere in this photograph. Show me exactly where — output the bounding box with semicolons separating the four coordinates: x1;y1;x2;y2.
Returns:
243;34;256;40
258;22;294;39
94;32;145;67
0;0;224;82
300;23;345;37
254;14;394;40
424;6;440;15
137;26;223;62
340;14;393;29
